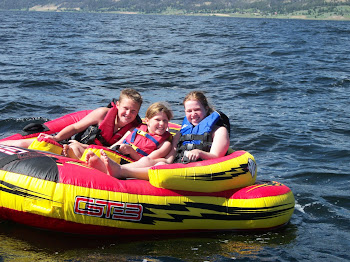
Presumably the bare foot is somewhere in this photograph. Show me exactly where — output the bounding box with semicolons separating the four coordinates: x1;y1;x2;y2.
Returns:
100;150;123;179
86;150;108;174
63;144;69;156
63;143;80;159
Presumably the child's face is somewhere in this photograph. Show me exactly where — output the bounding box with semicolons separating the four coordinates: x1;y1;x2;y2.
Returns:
146;112;169;135
184;99;207;126
116;98;140;127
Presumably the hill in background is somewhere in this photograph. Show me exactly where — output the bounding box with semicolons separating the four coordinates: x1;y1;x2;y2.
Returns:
1;0;350;20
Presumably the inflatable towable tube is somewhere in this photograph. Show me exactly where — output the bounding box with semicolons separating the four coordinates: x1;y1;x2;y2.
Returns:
0;145;294;235
0;110;295;234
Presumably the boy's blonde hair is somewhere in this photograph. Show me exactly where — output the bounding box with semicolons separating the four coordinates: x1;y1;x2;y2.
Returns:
145;102;173;121
119;88;143;106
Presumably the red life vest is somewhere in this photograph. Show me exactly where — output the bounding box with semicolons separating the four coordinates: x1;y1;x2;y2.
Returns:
95;102;139;146
123;124;171;157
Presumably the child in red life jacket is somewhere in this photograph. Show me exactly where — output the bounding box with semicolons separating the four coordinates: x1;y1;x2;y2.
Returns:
0;88;143;157
56;88;143;159
109;102;173;161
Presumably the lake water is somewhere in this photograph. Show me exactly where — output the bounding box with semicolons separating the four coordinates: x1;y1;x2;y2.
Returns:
0;10;349;261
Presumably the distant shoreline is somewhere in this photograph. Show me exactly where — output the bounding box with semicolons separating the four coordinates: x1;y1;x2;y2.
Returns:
207;13;350;21
2;7;350;21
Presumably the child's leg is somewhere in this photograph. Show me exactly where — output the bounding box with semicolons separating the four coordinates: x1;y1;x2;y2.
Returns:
0;138;35;148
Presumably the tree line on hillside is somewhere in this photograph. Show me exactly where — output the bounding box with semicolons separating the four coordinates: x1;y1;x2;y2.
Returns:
1;0;350;14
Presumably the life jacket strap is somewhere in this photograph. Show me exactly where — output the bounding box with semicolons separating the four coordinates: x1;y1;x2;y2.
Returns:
122;140;149;156
179;133;212;143
130;128;160;146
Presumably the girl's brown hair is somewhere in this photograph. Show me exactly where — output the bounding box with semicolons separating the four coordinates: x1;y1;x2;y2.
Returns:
183;91;214;116
145;102;173;120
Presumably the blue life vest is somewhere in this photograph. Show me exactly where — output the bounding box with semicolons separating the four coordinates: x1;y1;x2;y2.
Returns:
174;111;221;163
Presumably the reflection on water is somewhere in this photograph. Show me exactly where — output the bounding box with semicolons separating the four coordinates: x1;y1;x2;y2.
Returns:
0;220;297;261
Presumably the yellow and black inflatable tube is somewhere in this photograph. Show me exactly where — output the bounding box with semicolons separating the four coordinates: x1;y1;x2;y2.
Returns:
148;150;257;193
28;136;63;155
0;145;294;235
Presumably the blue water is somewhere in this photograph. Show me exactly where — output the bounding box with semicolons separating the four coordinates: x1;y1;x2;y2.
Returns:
0;10;349;261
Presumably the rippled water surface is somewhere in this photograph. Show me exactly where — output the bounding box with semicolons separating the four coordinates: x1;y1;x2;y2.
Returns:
0;10;349;261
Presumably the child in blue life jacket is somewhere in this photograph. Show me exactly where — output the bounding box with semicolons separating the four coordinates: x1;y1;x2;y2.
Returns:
86;91;230;181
